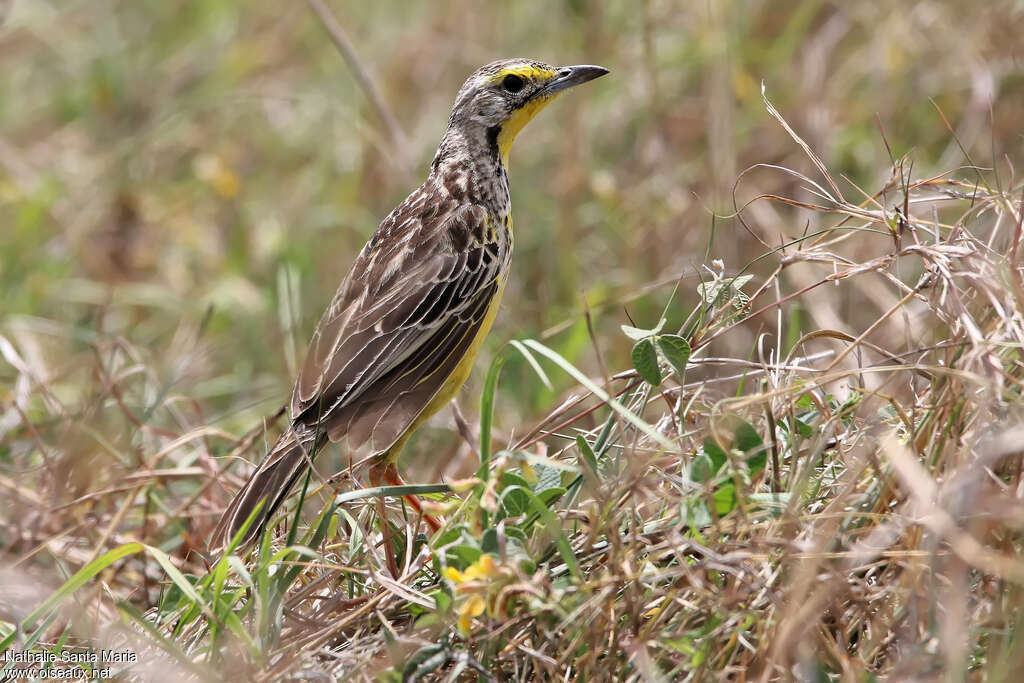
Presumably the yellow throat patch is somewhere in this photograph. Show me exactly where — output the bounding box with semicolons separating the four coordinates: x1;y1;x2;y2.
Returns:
490;65;561;166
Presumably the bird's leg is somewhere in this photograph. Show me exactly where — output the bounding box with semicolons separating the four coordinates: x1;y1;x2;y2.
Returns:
368;462;400;579
379;462;443;534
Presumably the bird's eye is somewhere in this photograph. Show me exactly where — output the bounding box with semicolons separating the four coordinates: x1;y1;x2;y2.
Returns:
502;74;525;93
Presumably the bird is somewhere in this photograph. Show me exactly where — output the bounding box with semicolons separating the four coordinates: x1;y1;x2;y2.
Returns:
211;58;608;554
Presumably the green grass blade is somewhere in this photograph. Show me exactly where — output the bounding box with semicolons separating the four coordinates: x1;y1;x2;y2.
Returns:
510;339;553;390
285;466;314;549
334;483;452;504
144;545;217;624
20;542;145;632
521;339;676;451
478;351;507;483
0;611;60;673
116;601;218;682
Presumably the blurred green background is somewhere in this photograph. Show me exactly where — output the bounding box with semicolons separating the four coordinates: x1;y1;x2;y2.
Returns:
2;0;1022;475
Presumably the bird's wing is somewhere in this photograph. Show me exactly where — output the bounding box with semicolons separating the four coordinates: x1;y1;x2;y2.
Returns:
210;199;504;551
289;198;505;458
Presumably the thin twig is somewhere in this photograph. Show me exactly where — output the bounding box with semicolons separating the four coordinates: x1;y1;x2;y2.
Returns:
304;0;413;180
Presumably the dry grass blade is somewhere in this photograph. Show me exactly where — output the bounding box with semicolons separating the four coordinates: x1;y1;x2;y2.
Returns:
3;2;1024;679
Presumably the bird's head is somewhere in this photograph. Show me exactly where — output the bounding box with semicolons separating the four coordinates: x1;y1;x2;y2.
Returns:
441;58;608;166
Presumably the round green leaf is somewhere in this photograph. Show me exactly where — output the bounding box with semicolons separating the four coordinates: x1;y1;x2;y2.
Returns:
632;338;662;386
657;334;691;380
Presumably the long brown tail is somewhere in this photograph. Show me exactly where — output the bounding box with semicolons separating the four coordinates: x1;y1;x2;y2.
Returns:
211;431;320;553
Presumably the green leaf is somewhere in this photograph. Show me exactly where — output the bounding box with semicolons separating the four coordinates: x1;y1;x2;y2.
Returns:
481;528;499;554
733;422;762;453
499;472;532;517
521;339;676;451
704;421;766;474
537;486;567;507
575;435;600;477
732;274;754;290
702;439;728;471
403;643;450;681
146;546;216;623
713;482;737;516
698;274;754;309
620;317;666;341
285;468;313;550
279;507;333;591
446;544;482;569
433;526;463;548
632;339;661;386
733;420;767;473
222;498;266;556
505;485;581;579
534;462;563;493
432;589;451;613
621;325;650;341
592;413;616;458
1;612;58;675
502;471;533;490
2;543;146;656
683;500;712;528
657;334;691;380
690;451;715;483
696;280;725;305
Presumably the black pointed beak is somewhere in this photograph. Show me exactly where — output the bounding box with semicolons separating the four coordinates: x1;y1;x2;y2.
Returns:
540;64;610;96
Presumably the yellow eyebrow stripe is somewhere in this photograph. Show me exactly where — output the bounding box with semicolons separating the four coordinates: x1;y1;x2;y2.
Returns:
487;64;559;83
485;64;563;165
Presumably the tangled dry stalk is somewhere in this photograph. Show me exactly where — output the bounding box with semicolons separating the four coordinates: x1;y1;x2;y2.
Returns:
3;99;1024;681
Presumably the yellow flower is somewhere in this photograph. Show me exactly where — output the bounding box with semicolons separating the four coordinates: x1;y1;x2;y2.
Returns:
464;554;497;580
445;555;507;634
443;566;465;583
457;594;485;635
445;555;498;585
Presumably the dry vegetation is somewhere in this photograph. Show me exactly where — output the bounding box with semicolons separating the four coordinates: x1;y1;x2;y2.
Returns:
3;1;1024;680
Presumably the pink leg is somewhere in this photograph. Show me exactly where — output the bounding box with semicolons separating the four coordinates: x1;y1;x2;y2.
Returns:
377;462;442;533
